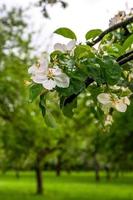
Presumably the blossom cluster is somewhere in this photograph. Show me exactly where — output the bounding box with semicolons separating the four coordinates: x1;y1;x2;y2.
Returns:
28;24;132;128
109;8;133;27
28;39;131;116
28;40;76;90
97;93;130;113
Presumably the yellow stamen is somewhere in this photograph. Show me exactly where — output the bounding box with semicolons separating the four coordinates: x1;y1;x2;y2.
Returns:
24;80;32;86
36;59;40;68
47;69;54;79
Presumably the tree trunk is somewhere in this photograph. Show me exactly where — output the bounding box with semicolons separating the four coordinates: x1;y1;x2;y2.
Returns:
93;153;100;181
115;169;119;179
15;169;20;179
34;147;57;194
114;165;120;179
106;170;111;180
66;168;71;174
35;165;43;195
104;164;111;180
95;166;100;181
56;155;61;176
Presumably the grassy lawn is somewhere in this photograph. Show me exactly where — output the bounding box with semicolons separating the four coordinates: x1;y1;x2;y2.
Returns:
0;171;133;200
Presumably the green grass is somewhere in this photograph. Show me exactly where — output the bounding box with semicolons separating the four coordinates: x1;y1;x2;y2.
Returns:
0;171;133;200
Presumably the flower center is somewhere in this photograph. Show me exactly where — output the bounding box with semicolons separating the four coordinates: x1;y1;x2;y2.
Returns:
36;59;40;68
47;69;54;79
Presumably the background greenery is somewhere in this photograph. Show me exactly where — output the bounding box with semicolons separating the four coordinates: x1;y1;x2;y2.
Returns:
0;2;133;199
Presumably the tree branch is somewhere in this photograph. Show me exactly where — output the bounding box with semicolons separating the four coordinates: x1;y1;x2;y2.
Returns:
118;53;133;65
87;16;133;46
64;54;133;106
63;17;133;106
64;77;93;106
116;50;133;62
37;147;57;162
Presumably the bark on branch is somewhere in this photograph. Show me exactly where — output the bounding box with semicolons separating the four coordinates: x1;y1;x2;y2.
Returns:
117;53;133;65
87;16;133;46
117;50;133;61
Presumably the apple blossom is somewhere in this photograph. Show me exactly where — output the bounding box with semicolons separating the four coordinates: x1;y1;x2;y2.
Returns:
128;72;133;82
104;115;113;126
97;93;130;113
28;55;70;90
54;40;76;53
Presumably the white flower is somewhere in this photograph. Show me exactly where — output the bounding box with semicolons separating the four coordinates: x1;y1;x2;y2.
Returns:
122;96;130;105
104;115;113;126
28;55;70;90
54;40;76;53
114;100;127;112
109;11;126;27
97;93;130;113
128;72;133;82
97;93;112;105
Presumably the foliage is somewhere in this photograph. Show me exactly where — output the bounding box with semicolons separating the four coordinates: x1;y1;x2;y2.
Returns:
28;9;133;129
0;4;133;196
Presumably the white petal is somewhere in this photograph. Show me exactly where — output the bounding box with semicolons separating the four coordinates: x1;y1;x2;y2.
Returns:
122;97;130;105
42;79;56;90
54;43;67;52
105;115;113;126
52;66;62;76
115;101;127;112
67;40;76;51
28;65;38;75
97;93;111;105
38;57;48;73
28;55;49;76
54;73;70;88
32;74;47;84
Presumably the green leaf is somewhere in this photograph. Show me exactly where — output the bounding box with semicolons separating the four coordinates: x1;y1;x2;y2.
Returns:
102;43;123;57
121;34;133;52
39;94;56;128
87;63;102;84
39;94;46;117
29;84;43;102
80;58;103;84
62;98;77;117
70;68;88;81
50;51;62;61
54;27;77;40
85;29;102;41
74;45;94;59
57;78;85;96
44;111;57;128
101;56;122;85
89;84;103;102
60;96;66;109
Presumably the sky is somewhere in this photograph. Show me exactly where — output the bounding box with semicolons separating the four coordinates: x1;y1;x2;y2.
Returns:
0;0;133;53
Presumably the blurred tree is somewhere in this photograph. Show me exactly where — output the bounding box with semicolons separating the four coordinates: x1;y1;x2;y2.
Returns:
37;0;68;18
103;102;133;177
0;4;133;197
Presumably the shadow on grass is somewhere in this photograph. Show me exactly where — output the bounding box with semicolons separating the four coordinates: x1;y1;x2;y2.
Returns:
44;171;133;186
